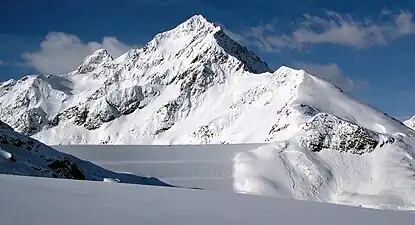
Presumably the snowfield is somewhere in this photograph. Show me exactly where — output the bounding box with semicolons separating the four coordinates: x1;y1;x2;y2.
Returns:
1;174;414;225
55;144;261;191
55;143;415;210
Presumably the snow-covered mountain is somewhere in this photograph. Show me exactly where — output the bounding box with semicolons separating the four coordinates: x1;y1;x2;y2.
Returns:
2;14;411;146
0;15;273;144
1;14;415;209
404;116;415;129
0;119;170;186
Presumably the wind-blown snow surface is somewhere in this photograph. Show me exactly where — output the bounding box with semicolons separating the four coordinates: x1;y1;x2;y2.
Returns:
1;174;414;225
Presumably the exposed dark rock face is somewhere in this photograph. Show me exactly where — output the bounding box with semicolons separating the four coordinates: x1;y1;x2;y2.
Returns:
15;108;49;136
84;100;119;130
0;120;174;187
48;158;85;180
0;129;87;179
54;105;89;127
154;99;183;135
194;125;215;144
299;113;380;154
214;30;271;74
51;84;160;130
106;86;145;115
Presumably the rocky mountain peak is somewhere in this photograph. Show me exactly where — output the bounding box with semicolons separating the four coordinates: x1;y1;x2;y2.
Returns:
1;14;413;149
76;49;113;74
105;14;270;84
179;14;215;31
404;116;415;129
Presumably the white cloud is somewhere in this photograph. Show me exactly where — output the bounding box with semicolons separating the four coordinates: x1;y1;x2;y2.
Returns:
0;60;5;66
246;10;415;51
294;62;354;91
22;32;132;74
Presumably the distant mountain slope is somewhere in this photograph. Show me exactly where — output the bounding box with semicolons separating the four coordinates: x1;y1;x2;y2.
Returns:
404;116;415;129
0;120;170;186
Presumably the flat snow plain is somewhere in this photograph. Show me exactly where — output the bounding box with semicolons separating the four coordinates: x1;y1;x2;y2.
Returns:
1;174;415;225
54;144;261;191
55;144;415;210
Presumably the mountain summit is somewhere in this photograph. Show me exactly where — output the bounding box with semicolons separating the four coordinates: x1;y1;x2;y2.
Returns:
0;14;412;146
0;14;273;143
0;15;412;145
76;49;113;74
0;14;415;209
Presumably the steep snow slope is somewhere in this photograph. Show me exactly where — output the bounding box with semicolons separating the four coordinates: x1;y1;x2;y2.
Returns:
0;120;170;186
0;15;271;144
1;174;415;225
404;116;415;129
234;136;415;210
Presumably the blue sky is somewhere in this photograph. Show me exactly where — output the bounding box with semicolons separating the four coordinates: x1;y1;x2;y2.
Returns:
1;0;415;119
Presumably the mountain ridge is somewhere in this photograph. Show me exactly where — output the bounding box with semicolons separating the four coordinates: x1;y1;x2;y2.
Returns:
404;116;415;130
0;14;413;145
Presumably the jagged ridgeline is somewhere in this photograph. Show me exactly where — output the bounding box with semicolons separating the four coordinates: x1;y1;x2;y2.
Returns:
0;15;413;148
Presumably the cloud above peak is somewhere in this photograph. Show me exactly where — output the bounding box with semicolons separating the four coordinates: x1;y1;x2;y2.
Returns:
22;32;132;74
245;10;415;52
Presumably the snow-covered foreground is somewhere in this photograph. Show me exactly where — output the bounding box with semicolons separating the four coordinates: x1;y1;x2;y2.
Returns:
1;174;414;225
